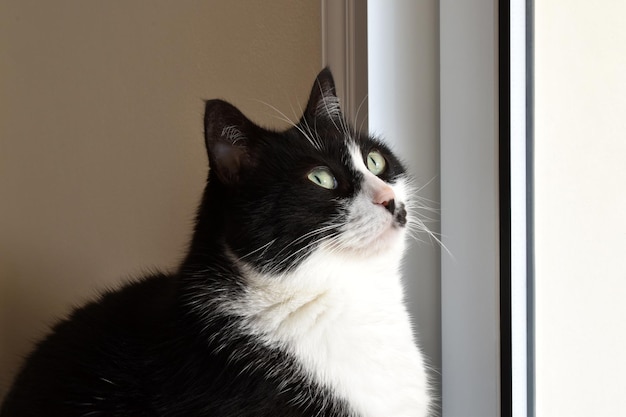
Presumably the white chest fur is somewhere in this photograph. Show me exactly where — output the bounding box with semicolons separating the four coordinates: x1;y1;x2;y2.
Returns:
228;248;431;417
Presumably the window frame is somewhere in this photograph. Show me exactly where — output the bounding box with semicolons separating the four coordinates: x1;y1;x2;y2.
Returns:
322;1;534;415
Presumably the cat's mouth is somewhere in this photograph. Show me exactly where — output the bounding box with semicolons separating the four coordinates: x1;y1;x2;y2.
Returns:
333;200;408;256
378;199;408;231
378;206;408;241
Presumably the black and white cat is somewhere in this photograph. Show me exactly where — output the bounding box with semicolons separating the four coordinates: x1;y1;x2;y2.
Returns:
1;69;431;416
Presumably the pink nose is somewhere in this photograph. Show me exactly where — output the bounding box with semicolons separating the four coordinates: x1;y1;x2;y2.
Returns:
373;184;395;207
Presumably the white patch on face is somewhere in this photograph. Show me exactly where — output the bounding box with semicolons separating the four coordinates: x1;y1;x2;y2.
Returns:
333;142;409;255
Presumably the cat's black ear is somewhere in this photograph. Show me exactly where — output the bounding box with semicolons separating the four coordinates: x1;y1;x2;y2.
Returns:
303;68;343;123
204;99;258;186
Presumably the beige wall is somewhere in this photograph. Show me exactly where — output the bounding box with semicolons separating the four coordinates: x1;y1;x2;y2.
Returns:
0;0;321;397
535;2;626;416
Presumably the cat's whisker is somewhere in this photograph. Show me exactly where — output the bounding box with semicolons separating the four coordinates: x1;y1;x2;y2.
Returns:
406;211;439;226
269;231;341;275
406;203;438;215
334;108;353;145
253;98;299;125
291;100;325;151
404;216;452;257
236;239;277;262
319;235;345;256
268;223;339;263
399;174;452;255
298;112;324;151
354;93;369;134
254;99;323;151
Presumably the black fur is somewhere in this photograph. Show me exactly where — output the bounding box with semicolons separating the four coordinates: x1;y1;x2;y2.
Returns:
1;69;406;416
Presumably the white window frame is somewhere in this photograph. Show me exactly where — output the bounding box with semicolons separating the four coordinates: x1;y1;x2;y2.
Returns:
440;1;501;415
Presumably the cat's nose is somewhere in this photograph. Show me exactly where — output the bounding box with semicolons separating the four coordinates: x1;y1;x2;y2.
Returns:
374;185;396;214
382;198;396;215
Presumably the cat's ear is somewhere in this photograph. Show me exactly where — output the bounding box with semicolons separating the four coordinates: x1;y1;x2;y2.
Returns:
303;67;343;123
204;99;258;186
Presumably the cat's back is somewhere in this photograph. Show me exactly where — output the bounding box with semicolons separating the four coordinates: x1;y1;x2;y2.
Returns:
1;271;355;417
1;273;182;416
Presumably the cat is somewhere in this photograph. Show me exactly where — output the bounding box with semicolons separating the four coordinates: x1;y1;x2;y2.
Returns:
0;68;431;416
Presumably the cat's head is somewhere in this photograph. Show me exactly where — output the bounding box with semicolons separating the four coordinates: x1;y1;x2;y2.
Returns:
199;69;412;273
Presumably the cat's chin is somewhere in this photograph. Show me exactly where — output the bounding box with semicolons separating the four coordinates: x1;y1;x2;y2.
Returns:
331;223;406;259
366;224;406;255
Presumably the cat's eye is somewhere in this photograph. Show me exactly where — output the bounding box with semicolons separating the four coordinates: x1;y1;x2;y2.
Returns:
366;150;387;176
307;167;337;190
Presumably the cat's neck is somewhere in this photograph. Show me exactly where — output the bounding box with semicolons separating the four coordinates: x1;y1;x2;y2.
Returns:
223;242;408;334
245;239;403;285
222;241;429;417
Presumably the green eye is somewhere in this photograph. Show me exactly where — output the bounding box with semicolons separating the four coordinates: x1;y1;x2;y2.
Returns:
307;167;337;190
367;150;387;176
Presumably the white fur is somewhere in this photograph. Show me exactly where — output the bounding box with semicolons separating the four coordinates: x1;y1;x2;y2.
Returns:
224;146;430;416
230;249;430;417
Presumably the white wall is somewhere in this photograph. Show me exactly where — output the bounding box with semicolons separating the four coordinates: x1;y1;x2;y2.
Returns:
534;2;626;416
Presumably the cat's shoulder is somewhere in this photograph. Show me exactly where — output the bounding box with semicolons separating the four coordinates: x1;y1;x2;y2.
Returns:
29;272;179;355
